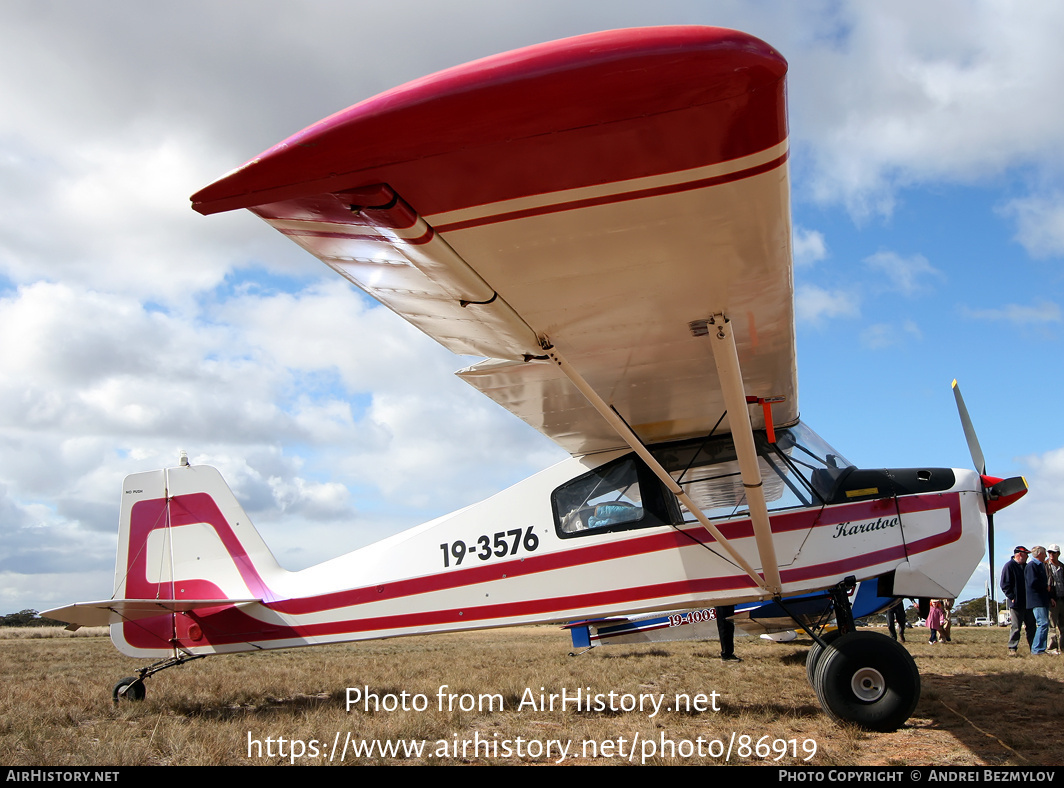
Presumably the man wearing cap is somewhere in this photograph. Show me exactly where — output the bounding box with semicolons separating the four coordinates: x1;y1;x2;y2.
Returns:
1046;544;1063;654
1000;546;1035;654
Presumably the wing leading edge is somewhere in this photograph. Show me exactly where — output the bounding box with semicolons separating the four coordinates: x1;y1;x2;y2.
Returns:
192;26;797;455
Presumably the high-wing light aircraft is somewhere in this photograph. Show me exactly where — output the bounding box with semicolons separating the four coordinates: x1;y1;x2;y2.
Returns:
45;26;1027;732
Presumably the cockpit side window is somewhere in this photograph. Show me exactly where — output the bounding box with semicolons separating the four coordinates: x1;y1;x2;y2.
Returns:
551;456;670;538
551;422;854;535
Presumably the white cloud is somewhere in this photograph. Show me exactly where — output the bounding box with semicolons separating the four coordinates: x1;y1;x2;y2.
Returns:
959;300;1062;325
0;274;563;605
0;481;118;612
213;278;457;395
999;194;1064;259
793;226;827;267
999;447;1064;563
0;127;275;304
860;319;922;349
864;250;943;296
795;284;860;325
790;3;1064;216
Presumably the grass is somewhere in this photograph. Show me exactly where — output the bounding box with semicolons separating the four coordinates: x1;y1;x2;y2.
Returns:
1;625;1061;766
0;626;108;640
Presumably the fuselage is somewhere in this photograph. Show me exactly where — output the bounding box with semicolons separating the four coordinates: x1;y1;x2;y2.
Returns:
110;421;985;658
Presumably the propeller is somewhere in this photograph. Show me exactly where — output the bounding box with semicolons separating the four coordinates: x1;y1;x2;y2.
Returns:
951;380;1029;595
952;380;985;477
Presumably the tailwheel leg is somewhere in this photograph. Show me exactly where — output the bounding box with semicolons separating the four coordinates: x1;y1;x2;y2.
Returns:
111;653;206;704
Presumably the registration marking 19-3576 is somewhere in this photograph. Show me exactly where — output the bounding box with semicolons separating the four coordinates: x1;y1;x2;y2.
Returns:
440;526;539;567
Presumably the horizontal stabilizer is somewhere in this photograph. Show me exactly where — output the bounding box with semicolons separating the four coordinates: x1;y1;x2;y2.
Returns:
42;598;259;630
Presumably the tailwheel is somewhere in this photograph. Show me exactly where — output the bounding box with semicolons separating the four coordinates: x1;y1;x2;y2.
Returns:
109;653;204;703
113;676;146;703
812;631;919;732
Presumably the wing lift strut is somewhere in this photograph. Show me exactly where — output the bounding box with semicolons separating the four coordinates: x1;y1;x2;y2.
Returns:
542;316;864;647
338;202;847;637
380;198;787;598
541;313;782;597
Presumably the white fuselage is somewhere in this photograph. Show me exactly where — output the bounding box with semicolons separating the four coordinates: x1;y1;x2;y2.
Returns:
110;448;985;658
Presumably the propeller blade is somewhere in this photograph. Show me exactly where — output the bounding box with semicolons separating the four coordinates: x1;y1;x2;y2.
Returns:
952;379;986;476
953;379;993;596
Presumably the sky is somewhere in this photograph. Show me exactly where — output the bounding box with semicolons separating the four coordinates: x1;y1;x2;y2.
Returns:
1;1;1062;614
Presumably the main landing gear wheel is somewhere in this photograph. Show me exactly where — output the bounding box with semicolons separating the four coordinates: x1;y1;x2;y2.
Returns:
112;676;146;703
812;632;919;732
805;629;842;686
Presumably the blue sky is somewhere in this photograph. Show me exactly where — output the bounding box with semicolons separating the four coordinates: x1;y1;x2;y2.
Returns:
1;1;1061;612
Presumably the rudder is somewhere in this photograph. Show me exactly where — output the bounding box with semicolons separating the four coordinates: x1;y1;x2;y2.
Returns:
109;463;284;657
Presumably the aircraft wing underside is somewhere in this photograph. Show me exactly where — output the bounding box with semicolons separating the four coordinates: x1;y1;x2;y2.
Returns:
191;27;798;456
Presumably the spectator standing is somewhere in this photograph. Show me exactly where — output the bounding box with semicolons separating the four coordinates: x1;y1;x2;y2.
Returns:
1028;546;1051;655
1046;545;1063;655
1000;546;1035;655
926;600;946;644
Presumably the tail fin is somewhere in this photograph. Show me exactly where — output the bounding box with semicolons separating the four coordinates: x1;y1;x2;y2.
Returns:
47;463;284;657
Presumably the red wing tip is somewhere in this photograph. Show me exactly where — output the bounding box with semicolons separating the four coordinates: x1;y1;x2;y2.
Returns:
190;26;786;216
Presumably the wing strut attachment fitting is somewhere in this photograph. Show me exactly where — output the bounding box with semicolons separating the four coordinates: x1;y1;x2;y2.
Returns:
541;342;775;594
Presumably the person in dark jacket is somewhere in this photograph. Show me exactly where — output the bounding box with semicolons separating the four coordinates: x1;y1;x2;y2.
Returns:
1026;546;1051;654
1000;546;1035;654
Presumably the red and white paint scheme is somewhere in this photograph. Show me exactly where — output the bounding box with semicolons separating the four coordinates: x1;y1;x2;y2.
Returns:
46;27;1025;730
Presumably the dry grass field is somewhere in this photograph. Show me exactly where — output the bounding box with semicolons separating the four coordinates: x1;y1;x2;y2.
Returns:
2;625;1062;766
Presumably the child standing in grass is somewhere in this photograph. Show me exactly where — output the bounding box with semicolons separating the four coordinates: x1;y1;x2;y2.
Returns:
926;599;946;644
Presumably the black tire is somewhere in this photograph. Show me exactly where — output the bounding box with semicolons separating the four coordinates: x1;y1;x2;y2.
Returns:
813;632;919;732
113;676;146;703
805;629;842;687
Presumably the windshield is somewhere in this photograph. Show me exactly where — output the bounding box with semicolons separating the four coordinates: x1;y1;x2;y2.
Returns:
551;421;854;535
650;421;853;522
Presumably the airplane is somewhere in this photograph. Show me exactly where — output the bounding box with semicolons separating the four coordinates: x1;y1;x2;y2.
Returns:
43;25;1028;733
565;581;897;654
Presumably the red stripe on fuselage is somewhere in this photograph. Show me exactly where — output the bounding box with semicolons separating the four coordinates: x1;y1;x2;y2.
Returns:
122;489;965;650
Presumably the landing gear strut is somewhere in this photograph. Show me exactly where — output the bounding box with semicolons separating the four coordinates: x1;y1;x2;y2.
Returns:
801;577;920;731
111;653;205;704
